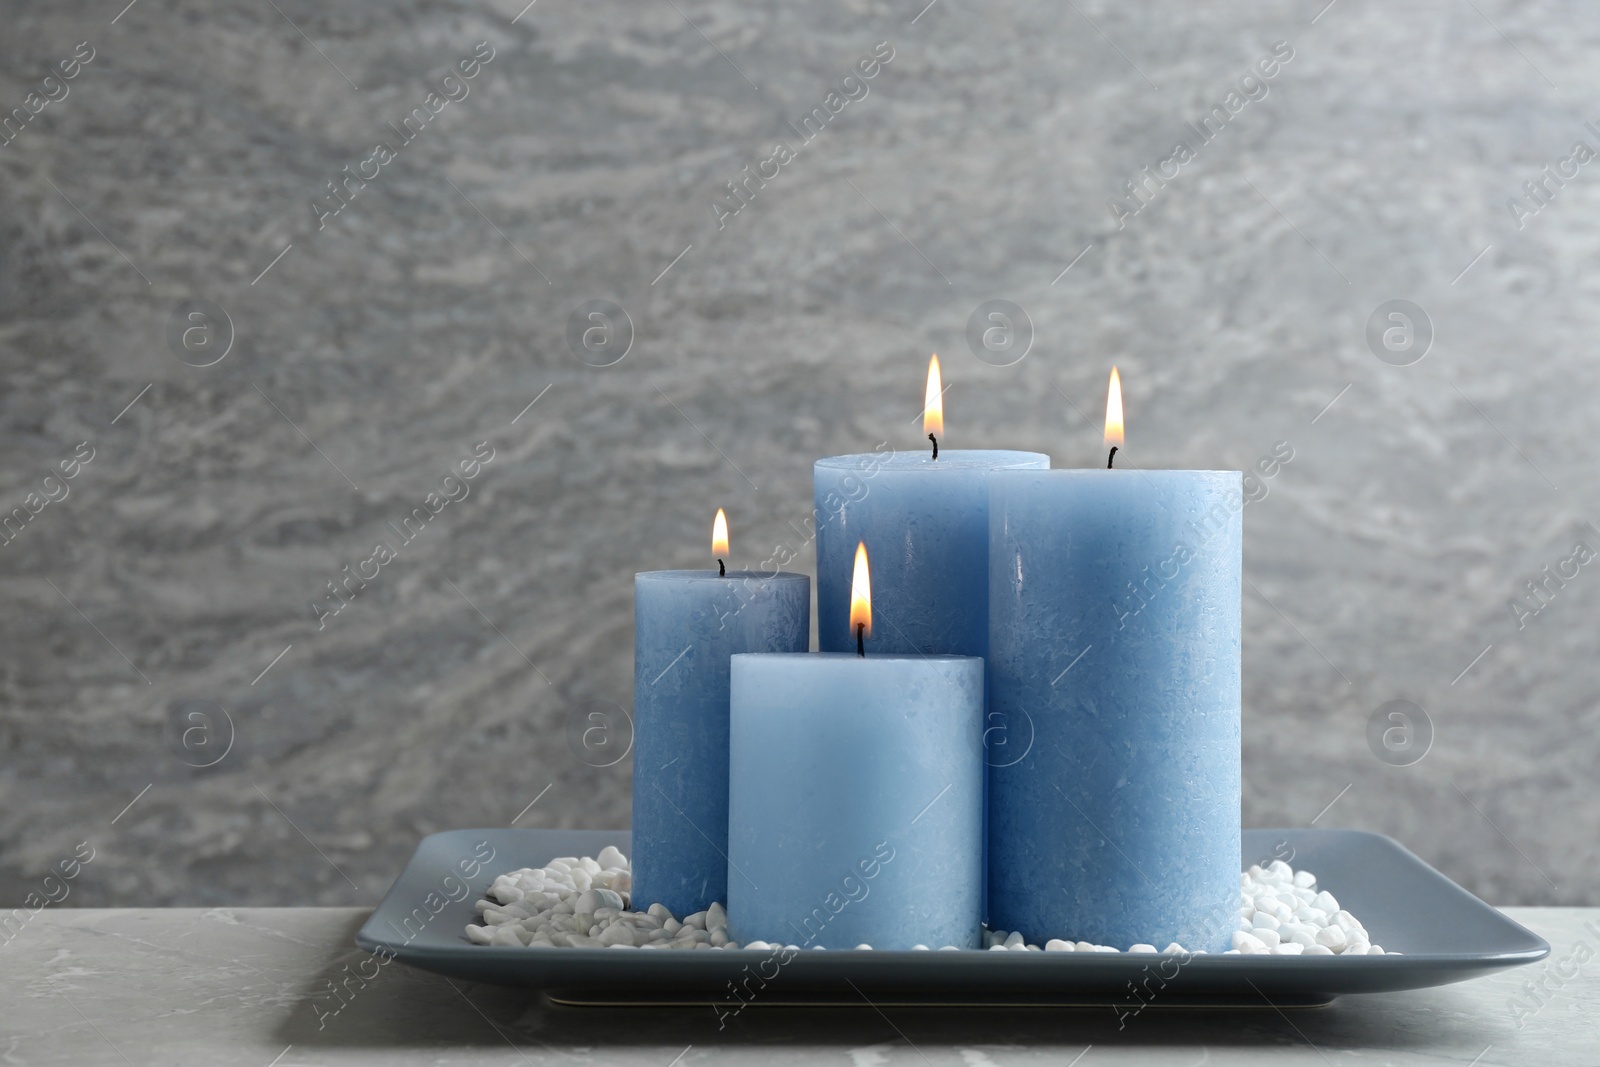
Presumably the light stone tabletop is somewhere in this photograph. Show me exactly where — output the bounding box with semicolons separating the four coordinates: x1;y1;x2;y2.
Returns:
2;907;1594;1065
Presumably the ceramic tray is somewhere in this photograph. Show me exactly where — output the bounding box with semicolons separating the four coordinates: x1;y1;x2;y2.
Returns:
356;827;1548;1007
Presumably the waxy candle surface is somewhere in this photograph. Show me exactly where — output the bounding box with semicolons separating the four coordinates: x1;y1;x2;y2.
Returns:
987;469;1243;951
727;653;984;950
632;570;810;918
814;450;1048;657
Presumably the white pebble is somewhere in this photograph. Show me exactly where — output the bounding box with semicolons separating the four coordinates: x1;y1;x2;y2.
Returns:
1253;928;1281;950
1004;931;1025;948
684;911;708;930
1303;945;1334;955
1312;891;1340;914
706;902;728;932
745;940;772;951
1282;924;1317;949
1045;939;1074;952
598;925;635;947
1293;870;1317;888
596;846;627;870
1315;926;1347;950
1128;944;1157;953
912;944;930;951
855;943;873;951
1232;931;1267;954
1274;942;1304;955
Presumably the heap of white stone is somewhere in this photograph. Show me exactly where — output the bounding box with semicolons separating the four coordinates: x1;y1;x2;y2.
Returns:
465;851;1392;955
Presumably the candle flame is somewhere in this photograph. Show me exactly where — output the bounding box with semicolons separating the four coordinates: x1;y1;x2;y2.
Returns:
1104;366;1124;448
923;354;944;438
849;541;872;639
712;508;729;560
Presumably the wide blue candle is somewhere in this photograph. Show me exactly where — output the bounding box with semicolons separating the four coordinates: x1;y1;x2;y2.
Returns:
987;468;1242;951
726;652;985;950
814;450;1048;656
632;569;809;918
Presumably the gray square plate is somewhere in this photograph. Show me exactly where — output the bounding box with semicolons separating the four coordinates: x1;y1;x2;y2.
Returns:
356;828;1548;1007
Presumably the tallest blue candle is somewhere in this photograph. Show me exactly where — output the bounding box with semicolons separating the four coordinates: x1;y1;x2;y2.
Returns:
815;357;1048;657
986;466;1243;951
815;448;1047;656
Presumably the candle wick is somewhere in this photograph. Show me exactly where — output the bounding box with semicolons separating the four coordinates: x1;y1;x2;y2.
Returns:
856;622;865;658
718;559;726;577
928;433;939;461
1107;445;1118;469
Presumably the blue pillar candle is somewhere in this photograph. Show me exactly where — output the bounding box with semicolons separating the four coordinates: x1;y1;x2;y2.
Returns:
726;651;985;950
986;467;1243;951
814;449;1048;656
632;558;810;918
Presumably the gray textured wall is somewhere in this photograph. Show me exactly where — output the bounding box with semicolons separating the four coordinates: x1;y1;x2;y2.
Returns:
1;0;1595;909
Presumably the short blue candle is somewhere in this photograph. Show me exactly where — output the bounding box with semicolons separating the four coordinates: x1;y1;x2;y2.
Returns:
726;653;984;950
632;570;810;918
987;469;1242;951
814;450;1048;656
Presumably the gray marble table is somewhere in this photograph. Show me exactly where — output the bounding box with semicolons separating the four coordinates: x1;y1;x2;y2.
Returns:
3;907;1595;1065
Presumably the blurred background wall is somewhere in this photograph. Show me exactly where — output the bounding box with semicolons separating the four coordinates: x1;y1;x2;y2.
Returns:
1;0;1596;908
